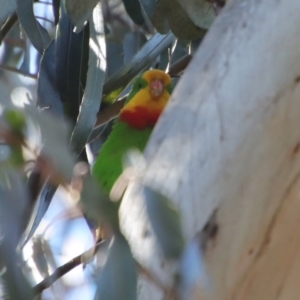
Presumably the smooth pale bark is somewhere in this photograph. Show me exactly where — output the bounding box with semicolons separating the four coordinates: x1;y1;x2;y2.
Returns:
120;0;300;299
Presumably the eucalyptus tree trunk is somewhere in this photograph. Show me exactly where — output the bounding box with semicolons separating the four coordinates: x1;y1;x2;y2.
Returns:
120;0;300;299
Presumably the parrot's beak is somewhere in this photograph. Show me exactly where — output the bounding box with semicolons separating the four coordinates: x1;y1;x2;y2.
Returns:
150;79;164;99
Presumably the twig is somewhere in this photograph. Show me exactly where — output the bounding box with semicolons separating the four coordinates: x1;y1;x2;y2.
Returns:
1;12;18;40
33;240;104;295
33;238;176;298
0;64;37;79
168;54;192;77
0;0;44;41
165;39;178;73
35;0;53;5
35;16;55;25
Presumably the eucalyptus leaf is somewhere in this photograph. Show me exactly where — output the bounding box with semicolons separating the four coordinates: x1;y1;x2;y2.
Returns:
123;32;147;64
139;0;156;19
52;0;60;25
143;186;185;259
0;258;33;300
16;0;51;53
21;104;75;245
152;0;169;34
64;0;99;32
22;183;57;246
28;39;66;244
55;2;89;125
0;171;28;248
106;42;123;79
94;239;110;272
70;2;106;155
158;46;170;71
24;105;75;182
80;176;119;228
0;0;17;41
24;101;75;243
152;0;206;40
139;0;156;31
94;234;137;300
0;172;33;300
19;35;31;75
122;0;144;25
37;40;64;117
176;0;216;30
31;237;50;278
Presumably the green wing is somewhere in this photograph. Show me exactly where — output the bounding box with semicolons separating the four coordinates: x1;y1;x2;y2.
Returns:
92;122;152;194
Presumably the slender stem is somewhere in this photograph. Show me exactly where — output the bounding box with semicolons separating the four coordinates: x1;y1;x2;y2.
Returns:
35;16;55;25
168;54;192;77
0;64;37;79
1;12;18;39
33;241;104;295
36;0;53;5
0;0;42;40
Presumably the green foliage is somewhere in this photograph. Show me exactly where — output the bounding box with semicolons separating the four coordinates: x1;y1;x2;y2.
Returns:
152;0;207;40
80;175;119;228
122;0;144;26
176;0;216;29
0;0;218;298
55;2;89;124
0;0;16;36
92;121;152;194
16;0;51;53
144;186;185;258
3;109;26;132
69;3;106;154
64;0;99;32
0;172;33;300
94;234;137;300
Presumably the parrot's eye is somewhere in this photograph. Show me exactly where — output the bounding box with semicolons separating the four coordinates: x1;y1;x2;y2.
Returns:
135;78;147;90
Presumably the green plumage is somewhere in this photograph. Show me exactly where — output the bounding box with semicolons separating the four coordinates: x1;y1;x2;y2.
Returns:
92;122;152;193
92;75;151;194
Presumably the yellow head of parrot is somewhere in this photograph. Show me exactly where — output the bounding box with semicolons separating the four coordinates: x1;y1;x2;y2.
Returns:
125;69;172;113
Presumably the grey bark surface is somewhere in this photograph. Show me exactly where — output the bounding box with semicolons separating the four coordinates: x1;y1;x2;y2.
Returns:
120;0;300;299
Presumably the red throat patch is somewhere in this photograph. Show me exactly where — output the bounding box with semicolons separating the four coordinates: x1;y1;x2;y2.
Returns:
119;106;161;129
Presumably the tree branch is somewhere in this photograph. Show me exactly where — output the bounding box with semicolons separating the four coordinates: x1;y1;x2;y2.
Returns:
168;54;192;77
33;241;104;295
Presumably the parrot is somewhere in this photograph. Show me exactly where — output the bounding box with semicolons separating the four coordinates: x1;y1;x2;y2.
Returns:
92;69;173;195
